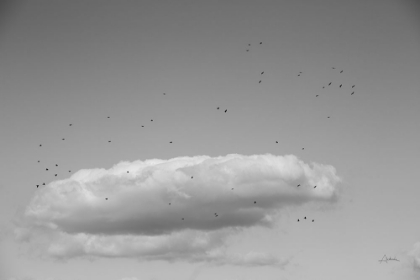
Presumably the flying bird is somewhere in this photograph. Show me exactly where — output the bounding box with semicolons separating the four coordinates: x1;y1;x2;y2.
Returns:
55;164;58;167
55;174;57;177
322;86;325;89
46;168;48;171
108;141;111;143
314;185;317;188
304;217;306;219
297;219;300;222
259;80;262;83
163;93;166;95
352;85;355;88
107;116;110;118
328;82;332;86
316;95;319;97
69;170;71;172
260;42;262;44
248;44;251;46
127;171;129;173
36;185;39;188
217;107;219;110
141;125;144;127
312;219;314;222
151;119;153;121
302;148;304;150
297;184;300;187
246;49;249;52
340;70;343;73
224;109;227;113
42;183;45;185
332;67;335;69
169;203;171;205
106;198;108;200
254;201;256;204
328;116;330;118
276;141;278;143
351;92;354;95
69;124;72;126
169;141;173;143
62;138;65;140
191;176;193;179
39;144;42;147
339;84;342;88
261;71;264;75
38;160;40;163
182;218;184;220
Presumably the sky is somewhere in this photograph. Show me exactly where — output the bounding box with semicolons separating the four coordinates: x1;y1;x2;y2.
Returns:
0;0;419;280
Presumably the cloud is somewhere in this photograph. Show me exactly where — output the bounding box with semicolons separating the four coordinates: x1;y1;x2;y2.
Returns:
408;242;420;272
15;154;340;264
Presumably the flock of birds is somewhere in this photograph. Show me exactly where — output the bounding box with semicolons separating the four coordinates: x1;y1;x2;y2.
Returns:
34;40;360;225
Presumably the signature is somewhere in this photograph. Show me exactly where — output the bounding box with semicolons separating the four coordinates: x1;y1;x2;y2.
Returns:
378;254;400;264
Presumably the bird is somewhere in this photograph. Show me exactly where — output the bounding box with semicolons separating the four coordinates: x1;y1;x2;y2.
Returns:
246;49;249;52
163;93;166;95
261;71;264;75
297;184;300;187
217;107;219;110
351;92;354;95
339;84;342;88
328;82;332;86
224;109;227;113
312;219;314;222
62;138;65;140
302;148;304;150
182;218;184;220
259;80;262;83
151;119;153;121
322;86;325;89
169;141;173;143
327;116;330;118
352;85;355;88
39;144;42;147
316;95;319;97
314;185;317;188
38;160;40;163
127;171;129;173
169;203;171;205
298;74;300;76
340;70;343;73
54;174;57;177
297;219;300;222
254;201;256;204
259;42;262;44
105;198;108;200
107;116;110;119
276;141;278;143
191;176;193;179
304;217;306;219
332;67;335;69
141;125;144;127
248;44;251;46
108;140;111;143
42;183;45;185
231;188;234;190
69;170;71;172
69;124;72;126
55;164;58;167
36;185;39;188
46;168;49;171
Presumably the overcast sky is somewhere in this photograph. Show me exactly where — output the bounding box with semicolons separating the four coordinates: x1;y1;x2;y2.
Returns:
1;1;420;280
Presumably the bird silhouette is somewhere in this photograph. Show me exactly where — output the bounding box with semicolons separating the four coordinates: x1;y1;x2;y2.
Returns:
217;107;219;110
69;170;71;172
352;85;355;88
298;219;300;222
62;138;65;140
316;95;319;97
351;92;354;95
246;49;249;52
151;119;153;121
69;124;72;126
38;160;40;163
332;67;335;69
254;201;256;204
55;164;58;167
304;217;306;219
55;174;57;177
224;109;227;113
36;185;39;188
312;219;314;222
39;144;42;147
163;93;166;95
302;148;304;150
261;71;264;75
169;141;173;143
107;116;110;119
297;184;300;187
328;116;330;118
182;218;184;220
322;86;325;89
259;80;262;83
169;203;171;205
106;198;108;200
42;183;45;185
328;82;332;86
191;176;193;179
141;125;144;127
340;70;343;73
108;141;111;143
127;171;129;173
260;42;262;44
46;168;48;171
339;84;342;88
248;44;251;46
276;141;278;143
314;185;317;188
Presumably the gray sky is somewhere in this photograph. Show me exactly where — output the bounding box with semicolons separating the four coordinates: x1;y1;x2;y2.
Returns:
1;1;420;280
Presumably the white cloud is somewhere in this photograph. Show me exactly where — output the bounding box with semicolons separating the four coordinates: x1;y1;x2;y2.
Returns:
16;154;340;264
408;242;420;272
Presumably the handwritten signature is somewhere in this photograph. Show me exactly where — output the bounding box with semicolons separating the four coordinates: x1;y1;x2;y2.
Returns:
378;254;400;263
